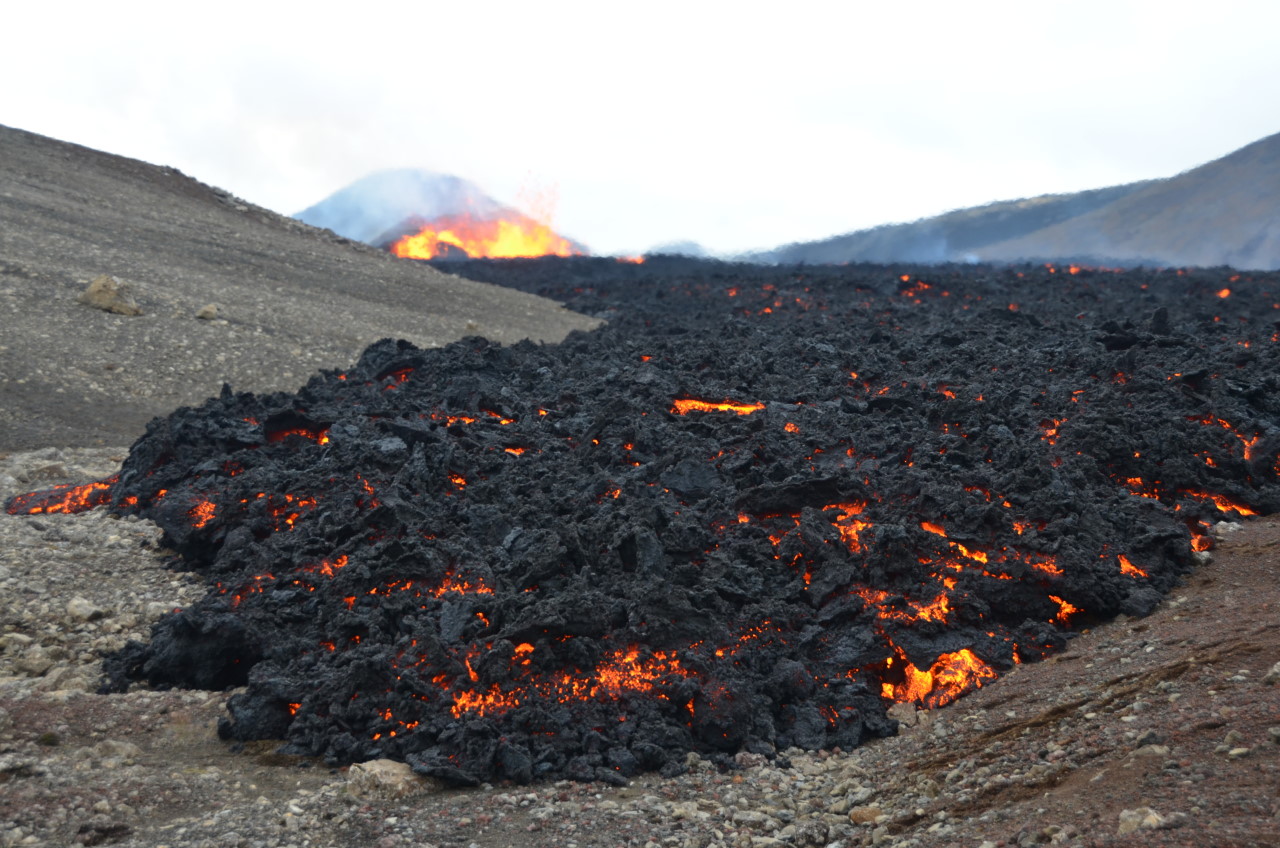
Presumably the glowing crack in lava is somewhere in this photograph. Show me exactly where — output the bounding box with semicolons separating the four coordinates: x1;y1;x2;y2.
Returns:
389;212;581;260
7;262;1278;786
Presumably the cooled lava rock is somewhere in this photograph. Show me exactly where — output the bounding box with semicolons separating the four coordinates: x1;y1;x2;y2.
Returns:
11;260;1280;786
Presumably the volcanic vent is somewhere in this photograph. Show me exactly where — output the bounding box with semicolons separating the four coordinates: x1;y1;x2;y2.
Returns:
9;261;1280;786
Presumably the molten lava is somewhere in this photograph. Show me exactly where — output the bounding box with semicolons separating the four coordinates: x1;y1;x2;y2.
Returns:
389;213;580;260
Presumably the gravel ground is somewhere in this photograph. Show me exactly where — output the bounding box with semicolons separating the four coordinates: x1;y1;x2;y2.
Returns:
3;449;1278;848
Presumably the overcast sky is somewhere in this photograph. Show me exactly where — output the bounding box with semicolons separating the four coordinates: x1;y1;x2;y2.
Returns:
5;1;1279;256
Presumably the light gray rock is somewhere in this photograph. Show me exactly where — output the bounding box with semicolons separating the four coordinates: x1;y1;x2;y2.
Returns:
67;596;107;621
346;759;441;800
78;274;142;316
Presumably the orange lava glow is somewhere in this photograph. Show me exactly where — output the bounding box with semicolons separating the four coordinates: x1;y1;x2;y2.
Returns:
1049;594;1081;625
266;426;330;445
880;647;997;708
1117;554;1148;578
1181;489;1257;516
448;646;690;718
671;398;766;415
390;213;580;260
189;499;217;529
3;475;119;515
826;502;872;553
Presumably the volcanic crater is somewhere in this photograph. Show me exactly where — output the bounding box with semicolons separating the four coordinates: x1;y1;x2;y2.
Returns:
8;258;1278;787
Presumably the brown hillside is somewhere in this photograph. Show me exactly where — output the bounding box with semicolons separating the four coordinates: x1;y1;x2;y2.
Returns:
980;131;1280;269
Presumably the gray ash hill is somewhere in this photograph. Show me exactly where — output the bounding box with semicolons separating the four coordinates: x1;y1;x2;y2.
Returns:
754;131;1280;270
11;258;1279;786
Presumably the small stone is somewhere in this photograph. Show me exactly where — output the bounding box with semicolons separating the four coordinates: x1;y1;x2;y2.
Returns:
346;759;440;800
1263;661;1280;685
732;809;769;826
1117;806;1184;834
1267;727;1280;744
16;646;54;676
67;596;107;622
1227;747;1251;758
1117;807;1156;834
196;304;220;320
93;739;142;764
1135;728;1164;746
78;274;142;316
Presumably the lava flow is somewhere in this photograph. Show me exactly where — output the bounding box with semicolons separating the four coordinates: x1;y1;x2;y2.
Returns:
8;258;1279;786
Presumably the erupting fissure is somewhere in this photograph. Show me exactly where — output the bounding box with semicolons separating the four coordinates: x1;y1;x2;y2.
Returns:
389;212;580;260
9;259;1278;786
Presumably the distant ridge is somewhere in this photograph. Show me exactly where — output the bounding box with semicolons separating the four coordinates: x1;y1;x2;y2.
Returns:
755;131;1280;270
753;182;1153;265
978;131;1280;269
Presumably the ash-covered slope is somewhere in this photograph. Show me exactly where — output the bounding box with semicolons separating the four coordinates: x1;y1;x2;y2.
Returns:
980;131;1280;269
13;260;1278;786
0;126;598;451
754;130;1280;269
753;182;1152;265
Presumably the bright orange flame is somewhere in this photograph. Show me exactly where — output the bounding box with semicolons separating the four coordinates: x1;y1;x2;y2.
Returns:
671;398;766;415
390;213;580;260
1218;287;1232;298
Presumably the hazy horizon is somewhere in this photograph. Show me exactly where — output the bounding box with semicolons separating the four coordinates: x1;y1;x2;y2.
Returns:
5;2;1279;255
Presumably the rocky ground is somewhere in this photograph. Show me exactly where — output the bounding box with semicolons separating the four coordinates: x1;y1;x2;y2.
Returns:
2;448;1277;848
